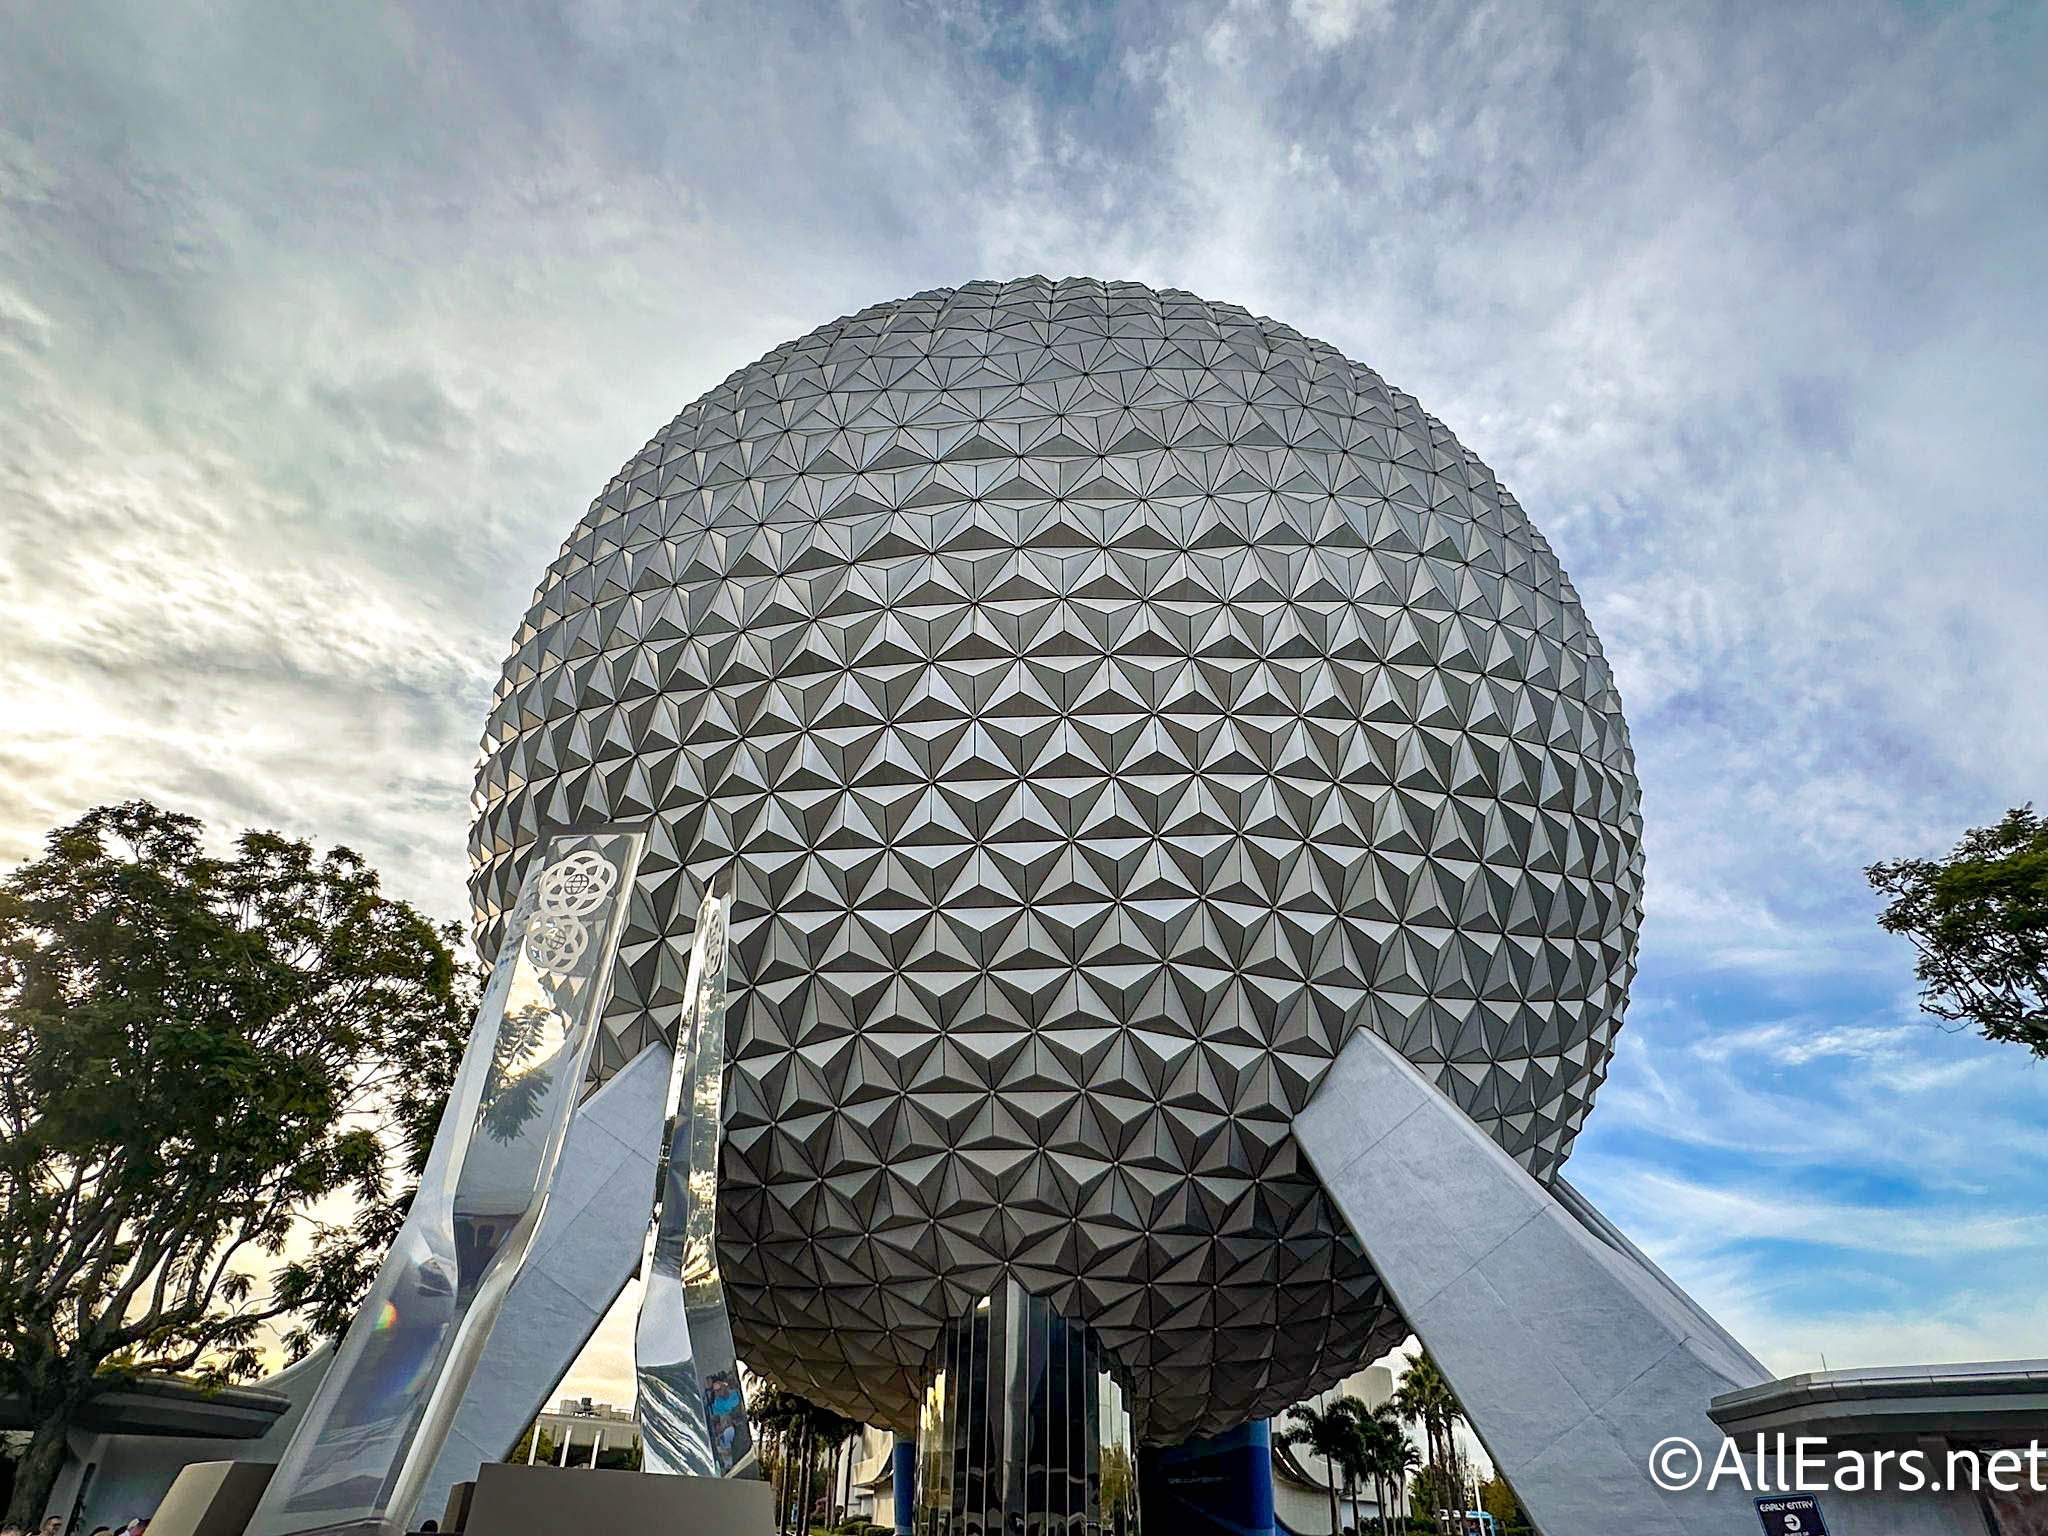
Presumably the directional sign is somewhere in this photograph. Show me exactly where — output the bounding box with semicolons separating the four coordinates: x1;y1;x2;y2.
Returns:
1756;1494;1831;1535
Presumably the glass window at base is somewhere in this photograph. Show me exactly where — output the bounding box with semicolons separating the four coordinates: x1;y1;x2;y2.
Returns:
913;1280;1139;1536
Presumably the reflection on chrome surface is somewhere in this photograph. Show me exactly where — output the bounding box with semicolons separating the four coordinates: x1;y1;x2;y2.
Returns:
636;878;753;1478
916;1280;1140;1536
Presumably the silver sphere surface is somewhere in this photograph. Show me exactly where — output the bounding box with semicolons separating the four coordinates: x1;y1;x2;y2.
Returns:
470;277;1643;1442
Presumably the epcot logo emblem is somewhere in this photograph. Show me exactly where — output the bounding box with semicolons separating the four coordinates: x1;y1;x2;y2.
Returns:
524;913;590;977
522;850;620;976
534;849;618;917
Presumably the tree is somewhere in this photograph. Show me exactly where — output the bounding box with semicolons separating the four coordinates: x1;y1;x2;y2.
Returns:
0;801;470;1526
806;1408;857;1536
1479;1472;1533;1535
751;1384;858;1536
1392;1351;1462;1485
1406;1463;1457;1532
1100;1440;1137;1530
1278;1400;1357;1536
750;1385;798;1532
1869;804;2047;1058
505;1423;557;1465
1279;1395;1415;1535
595;1441;643;1471
1360;1408;1419;1536
1329;1400;1378;1532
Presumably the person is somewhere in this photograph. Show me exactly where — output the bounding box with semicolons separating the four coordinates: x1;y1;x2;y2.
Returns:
40;1518;61;1536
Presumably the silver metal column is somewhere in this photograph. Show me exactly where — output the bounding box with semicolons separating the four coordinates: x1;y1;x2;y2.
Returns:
634;879;752;1477
247;832;645;1536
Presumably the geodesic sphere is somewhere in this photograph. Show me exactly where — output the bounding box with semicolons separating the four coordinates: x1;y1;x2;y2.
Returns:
468;276;1643;1444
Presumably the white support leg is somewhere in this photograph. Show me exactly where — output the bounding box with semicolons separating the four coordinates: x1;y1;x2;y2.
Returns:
1295;1027;1978;1536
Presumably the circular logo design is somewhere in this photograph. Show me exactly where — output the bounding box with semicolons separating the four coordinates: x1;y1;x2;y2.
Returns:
535;850;618;918
699;900;727;974
525;912;591;976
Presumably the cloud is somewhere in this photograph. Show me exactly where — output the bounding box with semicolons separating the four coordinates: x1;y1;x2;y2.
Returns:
1288;0;1392;50
3;0;2047;1406
1609;1169;2042;1262
1574;986;2048;1374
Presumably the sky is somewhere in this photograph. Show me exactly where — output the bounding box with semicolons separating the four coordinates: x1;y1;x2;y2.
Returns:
3;0;2046;1409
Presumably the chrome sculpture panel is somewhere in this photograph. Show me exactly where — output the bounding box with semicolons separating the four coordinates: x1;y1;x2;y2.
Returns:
915;1281;1140;1536
470;276;1644;1442
249;831;644;1536
634;879;752;1477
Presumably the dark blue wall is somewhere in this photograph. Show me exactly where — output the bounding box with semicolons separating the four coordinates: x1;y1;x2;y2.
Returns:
893;1434;916;1536
1137;1418;1277;1536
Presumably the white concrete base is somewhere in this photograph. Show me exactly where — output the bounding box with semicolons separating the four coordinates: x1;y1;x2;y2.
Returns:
146;1460;275;1536
461;1462;772;1534
1295;1027;1983;1536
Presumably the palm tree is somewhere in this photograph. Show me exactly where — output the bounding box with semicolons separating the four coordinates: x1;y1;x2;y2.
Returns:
1371;1422;1420;1535
816;1412;858;1531
1336;1400;1412;1536
748;1384;805;1535
1279;1400;1358;1535
1393;1349;1465;1515
745;1392;790;1531
797;1401;857;1536
1331;1401;1377;1529
747;1384;859;1536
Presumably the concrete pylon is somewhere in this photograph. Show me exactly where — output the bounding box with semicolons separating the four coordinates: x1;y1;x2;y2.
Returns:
1295;1027;1979;1535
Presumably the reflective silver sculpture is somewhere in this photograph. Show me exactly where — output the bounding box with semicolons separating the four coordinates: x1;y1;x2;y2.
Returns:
634;879;752;1477
250;831;644;1536
469;276;1644;1444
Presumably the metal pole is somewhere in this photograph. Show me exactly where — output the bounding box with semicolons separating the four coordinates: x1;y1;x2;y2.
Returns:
591;1428;604;1469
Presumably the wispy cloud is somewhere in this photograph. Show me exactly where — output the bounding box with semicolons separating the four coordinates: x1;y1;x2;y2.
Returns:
1575;984;2048;1372
3;0;2045;1396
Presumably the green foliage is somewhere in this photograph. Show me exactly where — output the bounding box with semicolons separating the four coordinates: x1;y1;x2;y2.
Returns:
0;801;471;1525
1279;1399;1361;1534
1100;1440;1137;1521
1479;1473;1533;1535
1280;1393;1418;1535
1392;1351;1461;1466
503;1422;642;1471
1393;1347;1477;1533
751;1382;861;1536
595;1442;643;1471
1869;804;2048;1057
505;1425;557;1465
1408;1464;1457;1526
